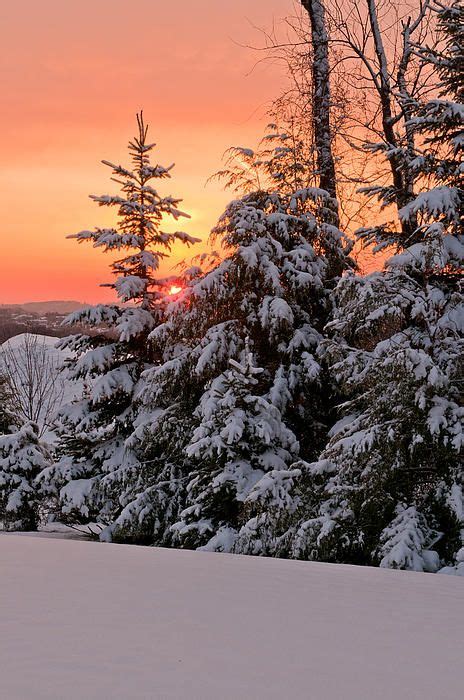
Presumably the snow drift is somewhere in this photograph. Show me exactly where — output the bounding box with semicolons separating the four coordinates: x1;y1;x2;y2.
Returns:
1;534;462;699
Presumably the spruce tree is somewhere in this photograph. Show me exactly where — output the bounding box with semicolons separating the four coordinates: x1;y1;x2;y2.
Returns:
42;114;199;530
378;505;439;572
292;3;463;570
111;124;355;548
290;259;463;568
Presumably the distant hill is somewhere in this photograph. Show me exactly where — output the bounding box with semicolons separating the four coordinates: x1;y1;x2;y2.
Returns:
0;300;87;314
0;302;112;345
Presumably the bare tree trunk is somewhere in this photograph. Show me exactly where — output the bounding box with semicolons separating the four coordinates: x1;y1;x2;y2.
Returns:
365;0;417;238
301;0;339;224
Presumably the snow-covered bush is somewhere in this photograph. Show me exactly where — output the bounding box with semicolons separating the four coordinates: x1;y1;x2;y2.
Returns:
379;505;439;572
0;422;52;531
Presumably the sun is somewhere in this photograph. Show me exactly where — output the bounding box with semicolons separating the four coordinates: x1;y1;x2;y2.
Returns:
168;285;183;296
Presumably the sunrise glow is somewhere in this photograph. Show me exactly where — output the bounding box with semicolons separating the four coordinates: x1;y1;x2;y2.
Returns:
1;2;461;693
168;285;183;296
0;0;292;304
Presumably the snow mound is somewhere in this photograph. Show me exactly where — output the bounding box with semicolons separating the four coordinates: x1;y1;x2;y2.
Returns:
1;535;463;700
1;334;82;438
2;333;60;350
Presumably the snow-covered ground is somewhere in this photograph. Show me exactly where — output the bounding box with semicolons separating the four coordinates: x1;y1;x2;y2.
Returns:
1;535;462;700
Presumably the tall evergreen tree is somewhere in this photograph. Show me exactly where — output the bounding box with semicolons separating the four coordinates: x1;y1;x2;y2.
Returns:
103;125;355;548
41;114;199;529
291;3;463;572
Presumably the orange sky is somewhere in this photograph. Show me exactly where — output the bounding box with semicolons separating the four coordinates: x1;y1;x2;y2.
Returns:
0;0;295;303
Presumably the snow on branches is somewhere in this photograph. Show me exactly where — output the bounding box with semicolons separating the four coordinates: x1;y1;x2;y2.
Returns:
47;114;199;529
0;422;52;531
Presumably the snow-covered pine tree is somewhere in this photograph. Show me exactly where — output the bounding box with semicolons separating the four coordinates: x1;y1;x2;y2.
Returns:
173;345;301;553
406;0;464;575
291;4;463;570
290;259;463;569
378;504;439;572
404;0;463;276
40;113;199;531
114;124;355;551
0;422;52;532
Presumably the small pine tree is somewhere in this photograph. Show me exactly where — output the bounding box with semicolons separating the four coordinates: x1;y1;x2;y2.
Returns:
174;347;300;553
44;114;199;529
378;505;437;572
0;422;52;531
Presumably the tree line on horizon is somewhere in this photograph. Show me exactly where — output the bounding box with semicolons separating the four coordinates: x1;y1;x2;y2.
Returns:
0;0;462;575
